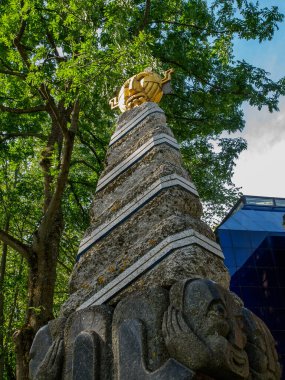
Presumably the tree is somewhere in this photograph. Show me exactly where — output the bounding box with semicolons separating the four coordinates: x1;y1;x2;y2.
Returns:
0;0;284;378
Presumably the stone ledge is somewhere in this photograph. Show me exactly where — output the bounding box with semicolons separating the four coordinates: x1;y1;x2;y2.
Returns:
96;134;179;192
110;103;164;146
104;116;170;174
77;229;224;309
78;174;199;258
90;146;192;229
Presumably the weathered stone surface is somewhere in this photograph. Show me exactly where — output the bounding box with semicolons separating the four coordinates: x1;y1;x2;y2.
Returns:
112;278;281;380
116;319;194;380
29;325;53;379
72;331;100;380
115;102;163;130
71;188;213;284
31;278;281;380
110;246;230;305
96;134;179;192
243;308;281;380
29;317;66;380
103;112;170;175
60;187;225;316
163;278;250;379
62;100;225;316
112;287;169;372
81;175;199;256
63;305;113;380
112;286;194;379
88;145;194;232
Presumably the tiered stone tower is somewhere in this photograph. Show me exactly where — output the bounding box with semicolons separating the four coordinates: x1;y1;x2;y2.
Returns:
29;82;281;380
62;102;229;316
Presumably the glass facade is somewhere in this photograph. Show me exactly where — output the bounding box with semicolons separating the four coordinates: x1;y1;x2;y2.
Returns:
216;196;285;370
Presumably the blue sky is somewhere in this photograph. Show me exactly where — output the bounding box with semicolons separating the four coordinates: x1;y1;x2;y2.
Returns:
231;1;285;198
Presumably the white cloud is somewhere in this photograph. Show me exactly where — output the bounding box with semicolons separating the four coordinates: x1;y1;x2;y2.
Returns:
242;98;285;149
233;98;285;197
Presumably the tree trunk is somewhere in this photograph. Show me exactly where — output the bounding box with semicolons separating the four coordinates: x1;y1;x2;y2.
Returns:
0;244;7;380
14;210;63;380
5;257;24;380
0;220;9;380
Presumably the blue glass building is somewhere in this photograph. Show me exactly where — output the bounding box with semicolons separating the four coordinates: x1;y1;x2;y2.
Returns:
216;195;285;368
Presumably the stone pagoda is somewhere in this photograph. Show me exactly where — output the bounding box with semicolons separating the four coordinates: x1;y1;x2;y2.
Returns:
29;70;281;380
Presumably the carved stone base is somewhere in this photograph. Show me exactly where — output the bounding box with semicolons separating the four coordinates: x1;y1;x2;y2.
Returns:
30;279;281;380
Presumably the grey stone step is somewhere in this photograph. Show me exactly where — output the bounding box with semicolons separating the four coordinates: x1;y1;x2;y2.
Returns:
78;174;199;257
89;144;194;231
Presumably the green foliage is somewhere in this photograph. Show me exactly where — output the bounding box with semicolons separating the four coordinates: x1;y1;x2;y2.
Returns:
0;0;284;377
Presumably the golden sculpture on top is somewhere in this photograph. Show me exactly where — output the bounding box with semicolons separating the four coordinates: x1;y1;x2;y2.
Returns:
109;68;174;112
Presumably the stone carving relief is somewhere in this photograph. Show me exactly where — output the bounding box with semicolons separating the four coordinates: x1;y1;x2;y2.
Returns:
63;305;113;380
29;279;281;380
29;317;66;380
243;308;281;380
112;287;194;379
162;278;249;380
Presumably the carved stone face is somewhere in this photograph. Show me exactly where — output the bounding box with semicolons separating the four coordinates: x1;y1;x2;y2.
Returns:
166;279;249;379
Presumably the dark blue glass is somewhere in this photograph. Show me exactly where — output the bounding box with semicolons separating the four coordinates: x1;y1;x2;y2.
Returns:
256;267;279;288
230;285;243;298
264;308;285;331
218;230;232;248
235;248;253;267
235;266;259;286
240;287;264;307
249;232;268;250
253;247;275;267
216;197;285;370
275;247;285;267
275;332;285;354
222;246;236;271
277;267;285;286
231;231;251;248
262;288;282;308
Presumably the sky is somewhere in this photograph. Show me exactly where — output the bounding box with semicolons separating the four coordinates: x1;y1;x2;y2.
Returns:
231;1;285;198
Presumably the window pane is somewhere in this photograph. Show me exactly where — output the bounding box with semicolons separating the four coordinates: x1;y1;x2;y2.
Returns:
245;196;274;206
275;199;285;207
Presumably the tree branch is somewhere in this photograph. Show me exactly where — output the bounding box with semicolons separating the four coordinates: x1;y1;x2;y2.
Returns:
166;93;194;105
0;68;26;78
159;56;211;87
40;120;62;212
151;20;225;34
0;132;45;143
84;127;107;152
70;159;99;174
45;31;66;62
152;19;202;29
69;181;87;217
139;0;151;31
40;85;69;136
42;101;80;228
166;113;207;123
67;179;94;188
0;230;31;262
13;4;31;63
57;258;72;274
12;12;68;138
69;99;80;133
0;104;47;114
77;132;104;169
14;15;27;44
